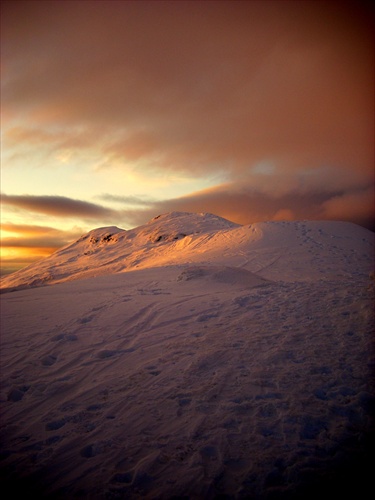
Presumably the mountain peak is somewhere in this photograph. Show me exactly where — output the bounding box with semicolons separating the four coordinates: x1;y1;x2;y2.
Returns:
149;211;231;222
146;211;239;231
138;211;239;244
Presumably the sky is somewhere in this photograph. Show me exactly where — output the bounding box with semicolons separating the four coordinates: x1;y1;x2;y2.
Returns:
1;0;374;275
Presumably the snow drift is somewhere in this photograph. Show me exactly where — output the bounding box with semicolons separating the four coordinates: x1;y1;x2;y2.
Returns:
0;212;374;499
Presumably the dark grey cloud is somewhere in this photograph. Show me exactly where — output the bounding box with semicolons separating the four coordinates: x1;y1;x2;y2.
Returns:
1;194;117;219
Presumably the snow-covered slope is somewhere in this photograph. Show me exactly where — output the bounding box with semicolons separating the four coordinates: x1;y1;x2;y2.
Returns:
1;212;374;499
1;211;374;291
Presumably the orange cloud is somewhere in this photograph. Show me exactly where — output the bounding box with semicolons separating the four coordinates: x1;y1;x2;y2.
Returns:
1;222;67;236
119;182;374;231
322;187;375;228
2;1;373;180
272;209;295;222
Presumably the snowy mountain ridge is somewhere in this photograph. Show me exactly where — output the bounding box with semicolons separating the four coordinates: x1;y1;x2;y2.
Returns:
1;211;374;291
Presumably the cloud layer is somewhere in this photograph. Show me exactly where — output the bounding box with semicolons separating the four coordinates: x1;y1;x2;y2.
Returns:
4;184;373;231
2;1;373;175
1;194;117;220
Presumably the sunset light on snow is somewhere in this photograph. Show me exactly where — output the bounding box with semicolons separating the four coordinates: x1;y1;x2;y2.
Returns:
0;3;374;492
1;0;374;275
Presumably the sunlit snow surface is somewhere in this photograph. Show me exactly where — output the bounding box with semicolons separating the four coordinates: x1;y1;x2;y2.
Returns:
1;212;374;499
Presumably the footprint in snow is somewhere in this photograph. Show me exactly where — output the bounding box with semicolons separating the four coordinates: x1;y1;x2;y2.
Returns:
41;354;57;366
7;386;29;402
45;419;66;431
112;471;133;484
96;350;119;359
50;333;78;342
145;365;161;376
200;445;221;478
77;315;94;324
80;444;98;458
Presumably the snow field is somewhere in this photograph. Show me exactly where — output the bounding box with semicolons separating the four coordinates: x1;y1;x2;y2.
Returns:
0;213;374;498
1;266;374;499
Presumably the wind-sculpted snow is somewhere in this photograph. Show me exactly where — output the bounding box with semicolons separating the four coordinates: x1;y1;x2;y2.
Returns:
177;265;270;288
0;212;374;499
